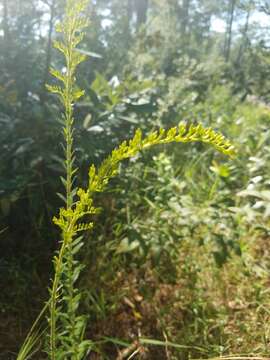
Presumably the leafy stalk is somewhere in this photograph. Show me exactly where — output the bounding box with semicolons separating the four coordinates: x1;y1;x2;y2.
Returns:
46;0;89;358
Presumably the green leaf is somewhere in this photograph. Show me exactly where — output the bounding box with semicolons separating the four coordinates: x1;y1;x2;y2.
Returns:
139;338;207;352
75;48;102;59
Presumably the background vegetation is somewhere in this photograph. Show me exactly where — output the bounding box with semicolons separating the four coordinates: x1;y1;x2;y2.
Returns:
1;0;270;358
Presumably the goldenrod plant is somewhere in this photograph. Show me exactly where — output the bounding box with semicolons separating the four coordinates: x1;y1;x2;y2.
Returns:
17;0;235;359
45;1;90;358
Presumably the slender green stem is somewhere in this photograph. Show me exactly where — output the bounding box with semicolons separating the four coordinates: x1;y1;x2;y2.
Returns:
49;13;78;360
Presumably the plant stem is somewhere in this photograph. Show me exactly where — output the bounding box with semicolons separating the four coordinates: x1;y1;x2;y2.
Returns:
49;12;76;358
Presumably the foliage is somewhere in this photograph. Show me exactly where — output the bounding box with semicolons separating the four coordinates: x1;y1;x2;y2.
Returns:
17;1;235;358
112;152;241;271
1;0;270;358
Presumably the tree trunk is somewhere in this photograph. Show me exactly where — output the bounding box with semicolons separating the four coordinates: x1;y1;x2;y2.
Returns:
127;0;133;25
236;1;252;65
41;0;56;101
2;0;10;67
225;0;237;62
135;0;148;31
125;0;133;39
181;0;191;45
